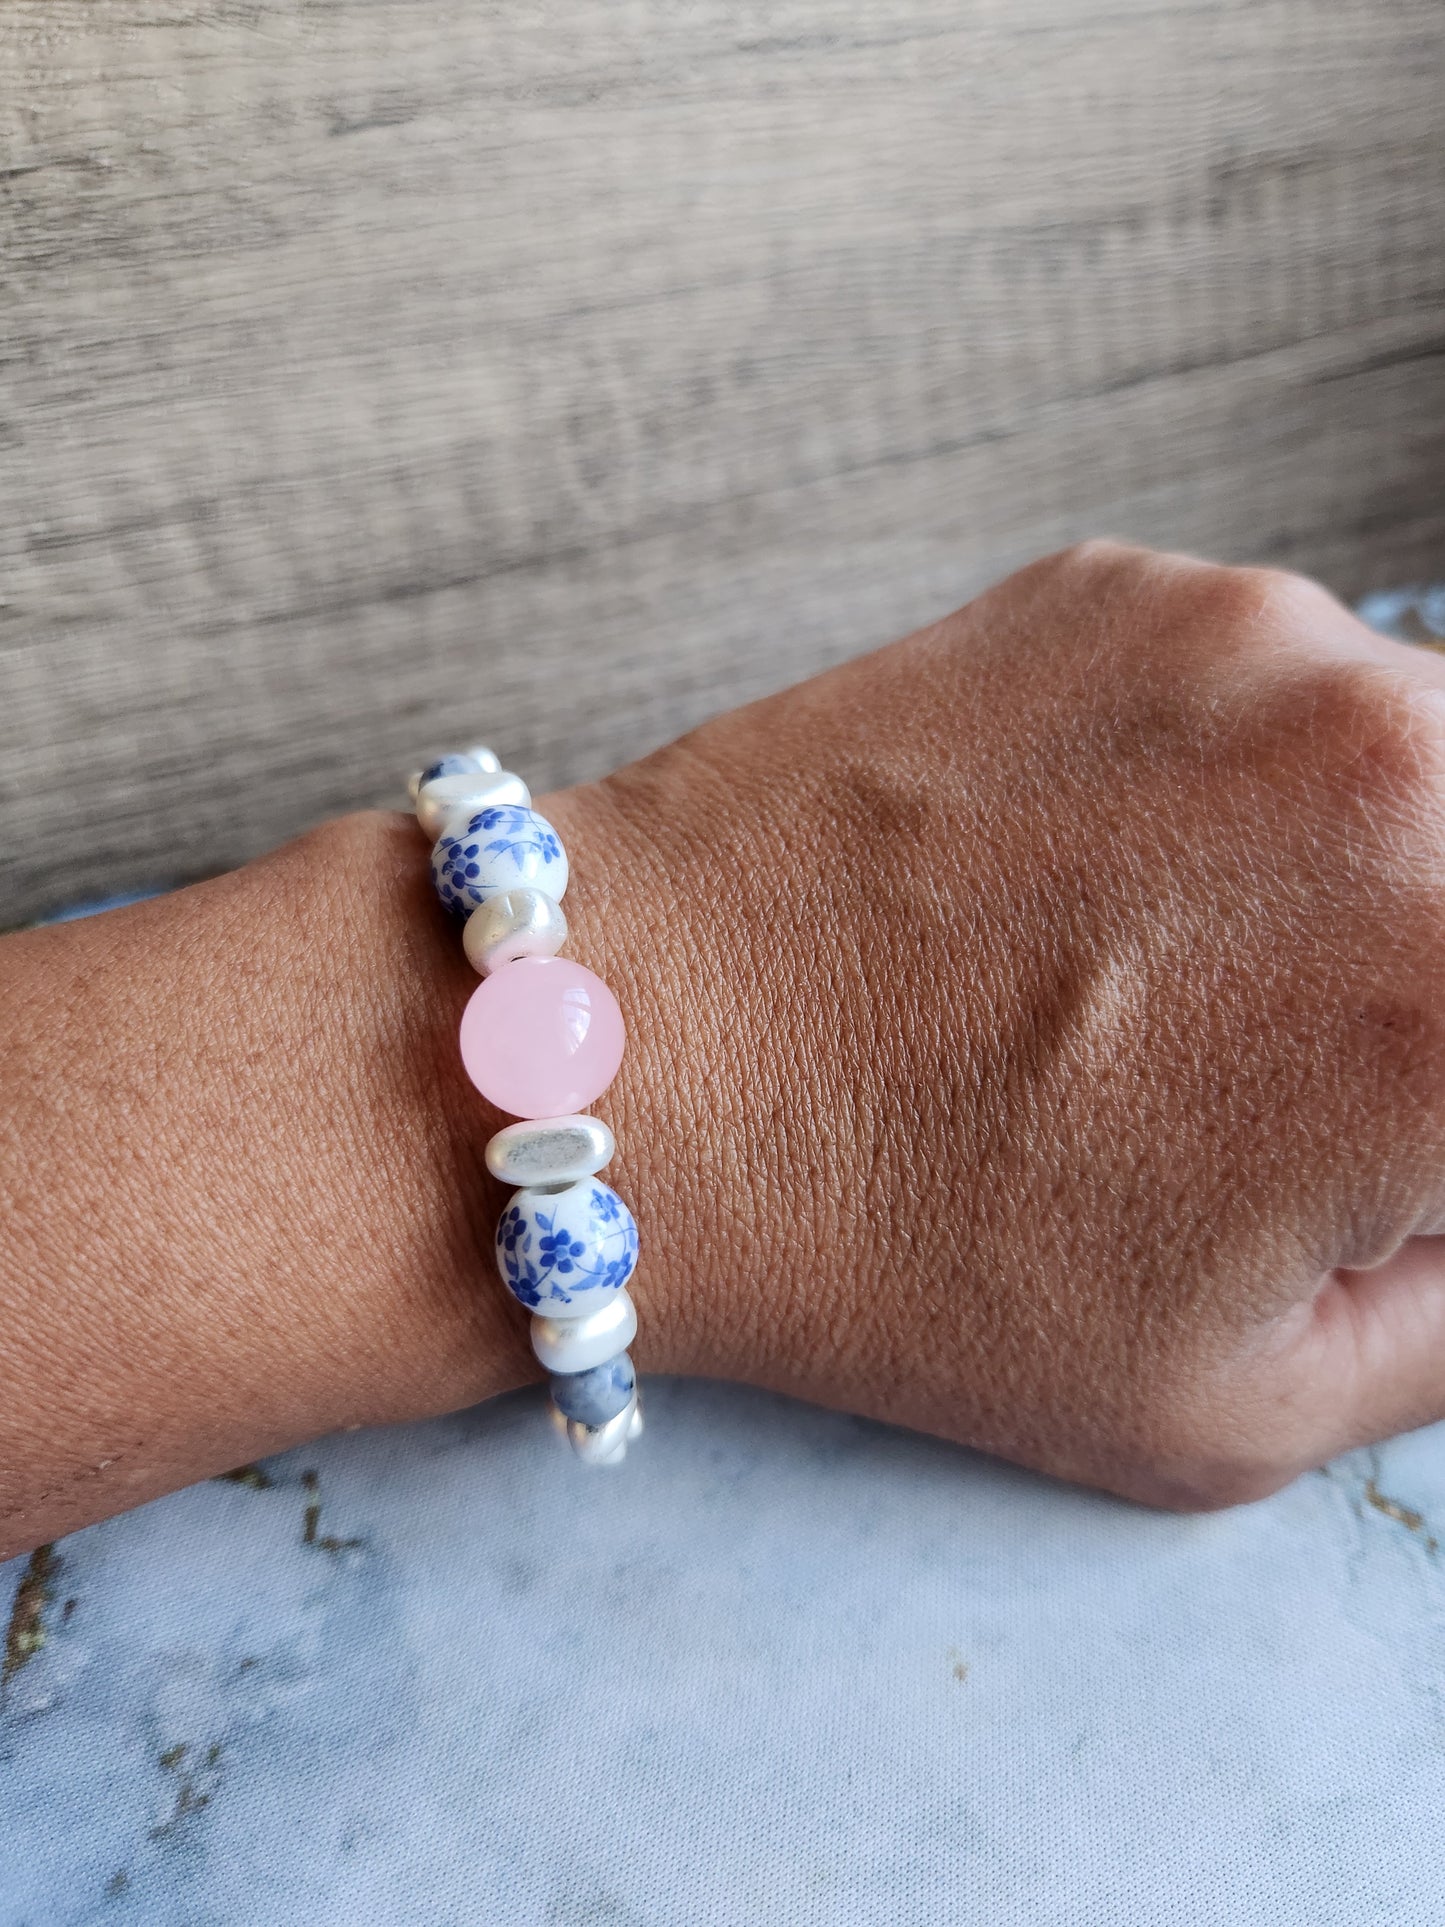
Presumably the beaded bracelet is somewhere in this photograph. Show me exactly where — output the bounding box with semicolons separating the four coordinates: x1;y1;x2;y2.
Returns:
408;746;642;1466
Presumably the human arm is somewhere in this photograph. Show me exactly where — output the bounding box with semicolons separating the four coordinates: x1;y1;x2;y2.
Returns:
5;541;1445;1554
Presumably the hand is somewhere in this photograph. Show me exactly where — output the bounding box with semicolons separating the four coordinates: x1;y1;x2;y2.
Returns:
562;542;1445;1508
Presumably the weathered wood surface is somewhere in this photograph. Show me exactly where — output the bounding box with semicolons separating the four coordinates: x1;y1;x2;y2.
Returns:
2;0;1442;922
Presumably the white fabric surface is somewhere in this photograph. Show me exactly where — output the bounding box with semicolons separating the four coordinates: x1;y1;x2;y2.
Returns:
3;1383;1443;1925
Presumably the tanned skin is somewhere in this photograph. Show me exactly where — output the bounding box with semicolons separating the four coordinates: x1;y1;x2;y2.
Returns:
5;543;1445;1555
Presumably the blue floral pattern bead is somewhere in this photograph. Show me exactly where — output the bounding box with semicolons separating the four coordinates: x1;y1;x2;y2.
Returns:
495;1176;638;1312
419;753;483;786
550;1353;636;1426
431;806;570;918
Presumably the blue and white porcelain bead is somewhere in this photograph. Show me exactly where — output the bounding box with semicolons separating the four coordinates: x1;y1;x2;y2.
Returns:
495;1175;637;1313
410;748;499;801
433;805;569;917
530;1289;637;1374
463;888;568;976
486;1112;613;1186
416;769;531;843
567;1390;639;1465
550;1352;636;1426
419;752;486;787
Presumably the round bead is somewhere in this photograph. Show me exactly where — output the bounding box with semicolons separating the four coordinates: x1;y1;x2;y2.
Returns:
530;1289;637;1374
417;770;530;843
463;888;568;976
460;956;623;1116
464;744;503;773
495;1175;638;1312
567;1390;638;1465
486;1113;614;1187
419;752;485;787
550;1352;636;1426
432;806;568;918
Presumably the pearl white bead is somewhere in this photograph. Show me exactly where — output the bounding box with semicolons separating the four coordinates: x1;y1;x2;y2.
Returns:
463;889;568;976
567;1389;638;1465
464;744;503;773
530;1289;637;1374
416;770;530;842
486;1113;612;1185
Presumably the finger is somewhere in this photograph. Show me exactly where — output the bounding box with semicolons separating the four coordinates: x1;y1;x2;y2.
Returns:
1310;1239;1445;1449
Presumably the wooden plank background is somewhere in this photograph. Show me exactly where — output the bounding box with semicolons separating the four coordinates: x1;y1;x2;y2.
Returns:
2;0;1442;923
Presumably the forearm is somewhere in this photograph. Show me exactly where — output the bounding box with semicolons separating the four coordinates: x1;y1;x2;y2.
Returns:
0;802;684;1555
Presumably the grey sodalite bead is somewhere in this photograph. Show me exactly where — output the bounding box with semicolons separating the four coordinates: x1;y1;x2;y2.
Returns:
409;745;500;802
550;1353;636;1427
420;752;486;787
566;1389;640;1464
485;1114;614;1187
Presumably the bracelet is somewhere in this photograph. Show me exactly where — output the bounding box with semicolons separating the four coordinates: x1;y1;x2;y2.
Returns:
407;747;643;1466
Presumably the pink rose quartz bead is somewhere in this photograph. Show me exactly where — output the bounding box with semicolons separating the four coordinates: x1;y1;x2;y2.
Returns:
459;957;625;1118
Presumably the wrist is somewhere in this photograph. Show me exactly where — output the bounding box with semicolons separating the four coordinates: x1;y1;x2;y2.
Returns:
287;807;538;1426
305;781;728;1424
321;772;743;1422
544;745;882;1400
531;776;726;1384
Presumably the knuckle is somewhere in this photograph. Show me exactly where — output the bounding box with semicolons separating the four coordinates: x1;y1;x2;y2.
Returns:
1188;563;1337;652
1193;563;1272;635
1056;536;1141;570
1301;661;1445;837
1206;651;1445;892
1040;537;1155;589
1243;564;1339;632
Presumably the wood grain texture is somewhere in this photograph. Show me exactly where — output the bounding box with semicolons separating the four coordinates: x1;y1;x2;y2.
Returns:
2;0;1442;921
